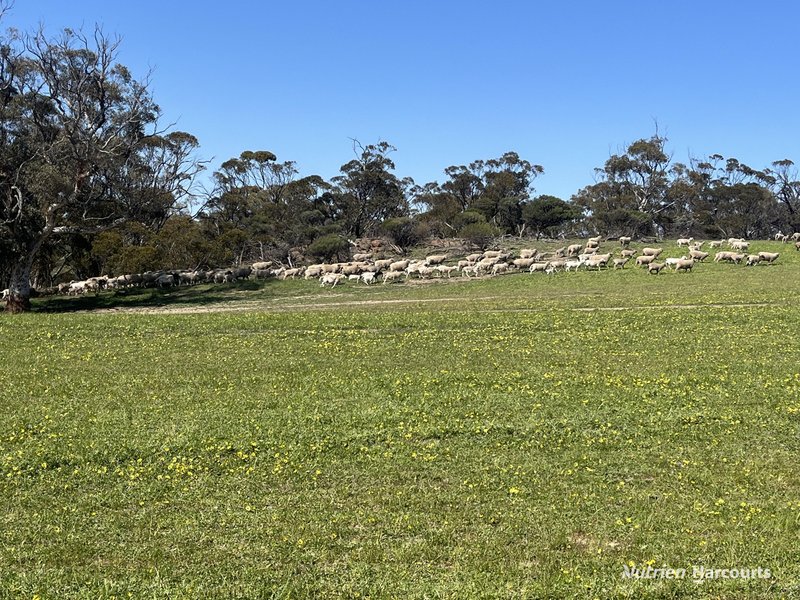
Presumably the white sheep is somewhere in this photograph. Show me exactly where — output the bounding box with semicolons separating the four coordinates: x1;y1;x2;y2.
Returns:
360;272;377;285
745;254;761;266
389;260;410;272
320;273;346;287
674;258;695;272
382;271;405;284
648;262;667;274
528;262;550;273
567;244;583;256
641;247;663;257
792;232;800;242
564;259;582;272
730;240;749;251
425;254;448;265
491;262;510;275
519;248;538;259
758;251;779;264
619;236;632;246
437;265;457;278
676;237;694;247
612;257;629;269
620;249;636;258
636;255;656;266
689;249;709;261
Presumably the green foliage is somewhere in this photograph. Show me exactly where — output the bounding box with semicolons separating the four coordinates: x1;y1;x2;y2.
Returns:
458;221;500;248
380;217;429;250
307;233;350;262
522;195;581;238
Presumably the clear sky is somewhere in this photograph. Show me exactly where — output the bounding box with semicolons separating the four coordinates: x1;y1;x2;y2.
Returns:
6;0;800;200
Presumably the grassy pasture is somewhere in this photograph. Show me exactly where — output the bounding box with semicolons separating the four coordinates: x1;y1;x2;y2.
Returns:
1;240;800;598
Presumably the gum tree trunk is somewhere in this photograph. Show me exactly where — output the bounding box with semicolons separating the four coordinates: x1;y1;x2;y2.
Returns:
5;262;32;313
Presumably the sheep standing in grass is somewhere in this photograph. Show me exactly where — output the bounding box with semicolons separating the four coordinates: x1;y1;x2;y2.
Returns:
360;272;377;284
689;249;709;261
567;244;582;257
437;265;458;278
709;240;723;248
793;233;800;242
529;262;550;273
425;254;448;265
677;237;694;247
746;254;762;266
730;240;749;251
519;248;538;259
674;258;695;272
758;251;780;264
636;255;656;266
642;247;663;257
491;262;510;276
320;273;346;287
613;257;629;269
620;249;636;258
648;262;666;274
619;236;631;247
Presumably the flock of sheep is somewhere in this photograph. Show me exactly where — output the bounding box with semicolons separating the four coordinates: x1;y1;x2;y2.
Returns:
10;233;792;300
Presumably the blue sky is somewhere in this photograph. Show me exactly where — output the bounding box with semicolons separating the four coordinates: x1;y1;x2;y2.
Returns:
6;1;800;200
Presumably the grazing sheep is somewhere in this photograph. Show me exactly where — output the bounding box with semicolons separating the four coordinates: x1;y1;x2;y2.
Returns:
641;247;663;257
425;254;448;265
382;271;405;284
709;240;723;248
567;244;583;256
373;259;394;271
758;251;780;264
689;249;709;261
730;240;749;251
389;260;410;272
529;262;550;273
676;237;694;247
745;254;762;266
619;236;631;247
519;248;538;259
305;265;325;279
320;273;346;287
674;258;695;272
491;262;510;275
613;257;629;269
513;257;536;269
620;249;636;258
636;255;656;266
648;262;666;274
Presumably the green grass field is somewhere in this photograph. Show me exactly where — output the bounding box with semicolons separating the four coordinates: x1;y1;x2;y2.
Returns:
2;241;799;598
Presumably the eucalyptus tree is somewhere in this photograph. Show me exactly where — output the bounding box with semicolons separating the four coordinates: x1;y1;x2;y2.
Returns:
1;23;203;311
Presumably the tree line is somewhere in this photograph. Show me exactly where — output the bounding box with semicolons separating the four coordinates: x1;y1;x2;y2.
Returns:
2;18;799;311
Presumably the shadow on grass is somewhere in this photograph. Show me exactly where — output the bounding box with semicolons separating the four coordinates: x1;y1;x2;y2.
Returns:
32;280;281;313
